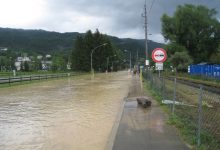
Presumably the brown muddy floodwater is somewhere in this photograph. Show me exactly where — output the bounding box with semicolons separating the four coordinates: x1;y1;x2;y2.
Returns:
0;71;131;150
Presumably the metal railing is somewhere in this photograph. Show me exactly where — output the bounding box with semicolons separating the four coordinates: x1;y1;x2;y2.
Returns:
143;70;220;150
0;73;80;85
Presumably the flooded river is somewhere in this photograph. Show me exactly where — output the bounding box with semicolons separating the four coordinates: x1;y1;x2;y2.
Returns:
0;71;131;150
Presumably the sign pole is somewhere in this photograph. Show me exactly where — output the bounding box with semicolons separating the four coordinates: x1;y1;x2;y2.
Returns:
159;70;160;78
151;48;167;78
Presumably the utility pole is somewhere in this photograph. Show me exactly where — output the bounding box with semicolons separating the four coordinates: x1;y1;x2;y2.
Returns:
142;1;149;66
130;51;131;72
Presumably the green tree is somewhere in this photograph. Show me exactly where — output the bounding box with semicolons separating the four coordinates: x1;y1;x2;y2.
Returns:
51;53;66;72
164;43;186;56
209;44;220;64
0;56;7;71
71;29;117;72
161;4;220;63
163;43;188;70
71;35;87;71
23;61;30;71
169;51;193;72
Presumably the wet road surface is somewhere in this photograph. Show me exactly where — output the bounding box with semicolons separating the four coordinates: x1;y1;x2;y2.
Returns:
112;75;189;150
0;72;131;150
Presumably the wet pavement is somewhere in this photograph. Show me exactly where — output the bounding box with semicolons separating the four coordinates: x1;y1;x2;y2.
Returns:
112;75;189;150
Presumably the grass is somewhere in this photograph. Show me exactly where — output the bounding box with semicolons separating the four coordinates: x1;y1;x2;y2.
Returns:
143;75;220;150
168;115;197;146
163;72;220;88
165;78;199;104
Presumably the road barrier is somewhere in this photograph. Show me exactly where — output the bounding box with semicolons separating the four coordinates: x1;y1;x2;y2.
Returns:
143;71;220;150
0;73;80;85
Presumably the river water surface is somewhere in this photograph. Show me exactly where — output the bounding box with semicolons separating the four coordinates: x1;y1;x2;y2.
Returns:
0;71;131;150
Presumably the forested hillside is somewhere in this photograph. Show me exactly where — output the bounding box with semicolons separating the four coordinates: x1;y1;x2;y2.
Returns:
0;27;163;56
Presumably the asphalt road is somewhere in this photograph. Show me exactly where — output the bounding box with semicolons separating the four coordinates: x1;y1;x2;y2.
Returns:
112;75;189;150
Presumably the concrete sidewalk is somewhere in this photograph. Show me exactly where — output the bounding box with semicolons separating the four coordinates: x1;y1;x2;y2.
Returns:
112;75;189;150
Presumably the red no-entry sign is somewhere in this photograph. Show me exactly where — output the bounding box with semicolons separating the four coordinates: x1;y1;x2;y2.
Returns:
152;48;167;63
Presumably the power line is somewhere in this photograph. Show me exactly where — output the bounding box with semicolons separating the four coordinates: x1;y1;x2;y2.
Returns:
149;0;156;14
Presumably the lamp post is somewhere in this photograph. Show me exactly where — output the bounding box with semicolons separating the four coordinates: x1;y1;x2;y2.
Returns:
106;55;116;72
124;50;131;72
91;43;107;77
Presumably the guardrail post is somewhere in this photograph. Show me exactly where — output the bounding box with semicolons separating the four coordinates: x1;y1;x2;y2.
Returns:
172;77;177;115
160;77;163;96
162;77;165;101
197;85;203;147
8;77;11;85
30;75;32;82
20;76;22;83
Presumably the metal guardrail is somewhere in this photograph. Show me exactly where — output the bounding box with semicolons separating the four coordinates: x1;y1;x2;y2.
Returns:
0;73;79;85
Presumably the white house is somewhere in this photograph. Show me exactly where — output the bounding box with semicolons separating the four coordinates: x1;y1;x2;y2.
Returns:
14;56;31;71
0;47;8;51
37;55;43;60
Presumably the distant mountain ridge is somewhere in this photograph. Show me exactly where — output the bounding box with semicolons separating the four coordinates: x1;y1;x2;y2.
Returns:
0;27;164;56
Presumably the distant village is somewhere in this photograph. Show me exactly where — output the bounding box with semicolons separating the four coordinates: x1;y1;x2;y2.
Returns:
0;47;71;72
15;54;52;71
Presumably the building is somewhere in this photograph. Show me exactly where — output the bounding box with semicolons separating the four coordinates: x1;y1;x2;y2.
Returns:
41;60;52;70
14;56;31;71
0;47;8;52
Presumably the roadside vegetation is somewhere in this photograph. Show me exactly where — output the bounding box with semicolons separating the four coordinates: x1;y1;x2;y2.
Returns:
71;29;125;72
162;71;220;88
143;72;220;150
161;4;220;72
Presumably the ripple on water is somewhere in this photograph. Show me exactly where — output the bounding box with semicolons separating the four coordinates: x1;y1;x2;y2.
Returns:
0;72;131;150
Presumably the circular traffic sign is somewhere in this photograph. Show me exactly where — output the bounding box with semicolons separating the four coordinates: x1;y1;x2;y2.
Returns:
151;48;167;63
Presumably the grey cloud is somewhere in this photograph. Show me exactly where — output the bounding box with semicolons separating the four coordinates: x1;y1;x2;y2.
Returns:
35;0;220;42
147;0;220;41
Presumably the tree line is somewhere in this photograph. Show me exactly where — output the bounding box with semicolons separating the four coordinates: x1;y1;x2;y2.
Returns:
71;29;124;72
161;4;220;71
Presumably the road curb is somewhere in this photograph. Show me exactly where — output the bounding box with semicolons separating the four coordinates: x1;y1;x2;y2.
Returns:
105;97;126;150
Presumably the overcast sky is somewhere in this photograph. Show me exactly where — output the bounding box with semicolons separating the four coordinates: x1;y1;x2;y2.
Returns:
0;0;219;43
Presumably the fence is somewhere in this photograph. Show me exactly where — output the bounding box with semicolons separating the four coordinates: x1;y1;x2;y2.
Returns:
189;64;220;79
0;72;80;85
143;71;220;150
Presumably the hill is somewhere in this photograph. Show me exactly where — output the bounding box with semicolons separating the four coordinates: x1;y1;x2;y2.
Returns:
0;27;164;57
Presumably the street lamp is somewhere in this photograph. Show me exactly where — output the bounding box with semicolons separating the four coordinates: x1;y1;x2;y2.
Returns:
91;43;107;77
124;50;131;72
106;55;116;72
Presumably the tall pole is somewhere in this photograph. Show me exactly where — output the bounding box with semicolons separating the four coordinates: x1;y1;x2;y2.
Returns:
107;55;116;72
91;52;93;74
106;57;109;72
143;1;148;65
90;43;107;77
112;62;113;71
130;51;131;72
